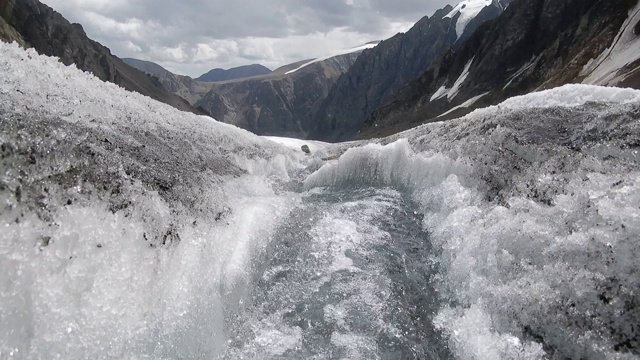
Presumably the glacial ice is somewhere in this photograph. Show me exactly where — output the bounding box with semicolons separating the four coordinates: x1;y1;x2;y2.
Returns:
0;42;304;359
2;40;640;360
307;94;640;359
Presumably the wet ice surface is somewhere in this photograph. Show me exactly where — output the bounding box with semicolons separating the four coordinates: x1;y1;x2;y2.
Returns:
307;99;640;359
225;188;451;359
2;42;640;359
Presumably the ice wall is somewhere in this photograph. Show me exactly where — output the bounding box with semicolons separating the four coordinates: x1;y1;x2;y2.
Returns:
306;86;640;359
0;42;304;358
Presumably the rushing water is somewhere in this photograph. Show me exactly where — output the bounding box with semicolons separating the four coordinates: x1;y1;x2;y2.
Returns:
224;187;452;359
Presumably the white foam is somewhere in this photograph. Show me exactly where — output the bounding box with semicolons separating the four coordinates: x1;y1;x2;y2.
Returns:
330;332;378;359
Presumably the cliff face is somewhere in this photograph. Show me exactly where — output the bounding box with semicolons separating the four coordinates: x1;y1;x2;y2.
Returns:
0;0;201;114
361;0;640;139
308;2;507;142
0;0;23;45
196;52;361;137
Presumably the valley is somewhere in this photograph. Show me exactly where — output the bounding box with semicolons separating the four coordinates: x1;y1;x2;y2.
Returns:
1;0;639;359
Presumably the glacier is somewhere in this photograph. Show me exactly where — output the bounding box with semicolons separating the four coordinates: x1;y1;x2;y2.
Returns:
1;41;640;359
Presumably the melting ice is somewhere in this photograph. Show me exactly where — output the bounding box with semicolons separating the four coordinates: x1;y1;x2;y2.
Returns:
1;41;640;360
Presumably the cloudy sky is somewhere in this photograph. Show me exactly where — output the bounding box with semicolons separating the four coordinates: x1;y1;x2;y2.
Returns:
42;0;453;77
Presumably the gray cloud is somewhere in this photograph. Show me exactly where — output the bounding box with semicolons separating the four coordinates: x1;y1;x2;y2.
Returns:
42;0;453;77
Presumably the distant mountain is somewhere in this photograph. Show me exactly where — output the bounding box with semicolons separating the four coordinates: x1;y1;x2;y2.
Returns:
196;64;272;82
0;0;203;115
360;0;640;139
124;46;371;135
195;49;366;137
308;0;508;141
123;58;214;105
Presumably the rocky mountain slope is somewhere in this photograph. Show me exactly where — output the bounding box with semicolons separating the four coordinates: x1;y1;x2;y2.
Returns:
195;51;363;137
196;64;272;82
308;0;510;141
122;58;214;105
124;48;368;137
0;0;200;114
361;0;640;139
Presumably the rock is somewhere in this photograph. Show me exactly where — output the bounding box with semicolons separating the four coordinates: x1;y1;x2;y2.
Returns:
123;58;214;105
301;145;310;154
359;0;639;139
308;2;506;142
196;52;362;137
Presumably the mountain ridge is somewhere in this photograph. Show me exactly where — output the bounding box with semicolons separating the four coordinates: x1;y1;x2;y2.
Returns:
123;44;377;135
0;0;203;115
308;0;507;142
196;64;272;82
195;51;363;137
122;58;214;105
360;0;640;139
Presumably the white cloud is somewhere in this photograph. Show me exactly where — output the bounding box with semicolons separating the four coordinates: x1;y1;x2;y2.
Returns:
125;41;142;52
41;0;453;77
80;12;146;40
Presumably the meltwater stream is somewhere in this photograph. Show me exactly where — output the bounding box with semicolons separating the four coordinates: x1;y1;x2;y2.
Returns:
224;187;452;359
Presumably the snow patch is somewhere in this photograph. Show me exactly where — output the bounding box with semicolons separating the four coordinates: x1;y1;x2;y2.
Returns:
430;85;448;101
582;3;640;85
429;58;475;103
448;58;474;100
445;0;494;40
503;55;540;90
438;91;490;117
262;136;331;156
